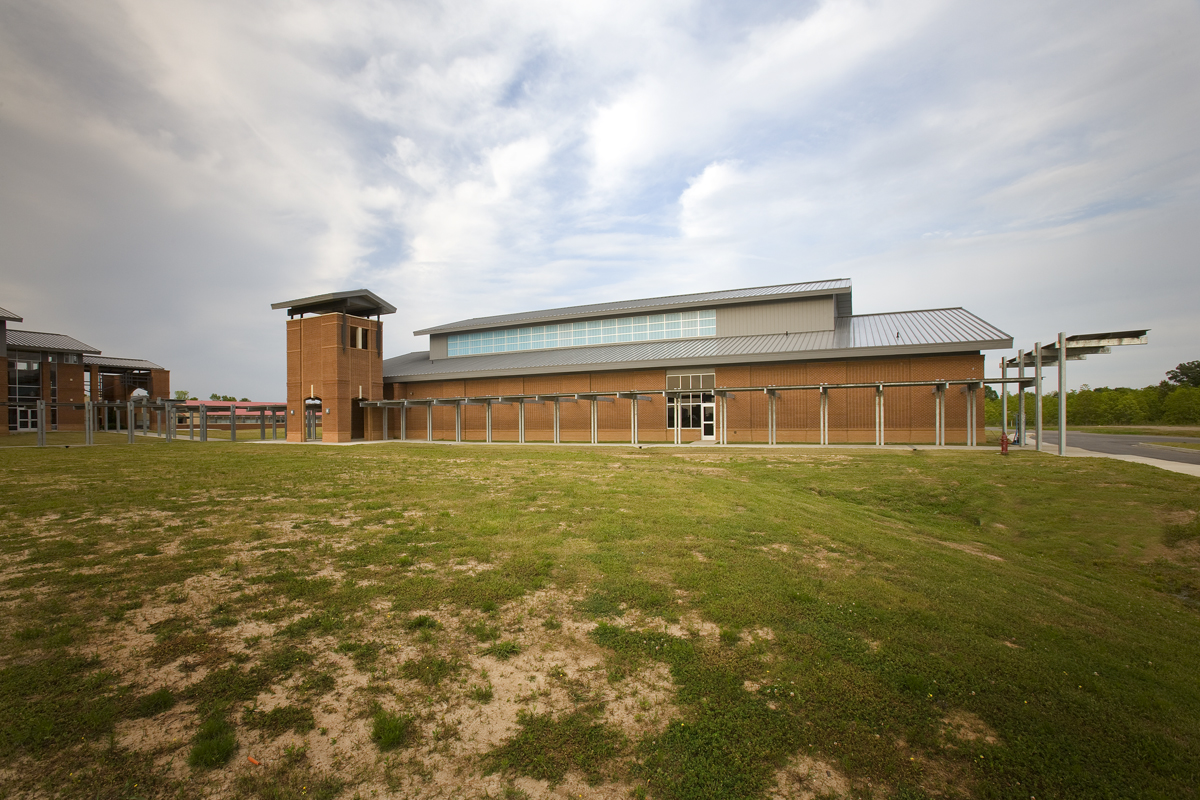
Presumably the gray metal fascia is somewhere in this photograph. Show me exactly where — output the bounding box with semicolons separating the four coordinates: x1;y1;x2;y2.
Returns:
384;337;1012;383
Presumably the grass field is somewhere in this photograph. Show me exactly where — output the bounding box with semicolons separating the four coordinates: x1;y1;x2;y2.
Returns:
1066;425;1200;437
1153;442;1200;451
1;442;1198;799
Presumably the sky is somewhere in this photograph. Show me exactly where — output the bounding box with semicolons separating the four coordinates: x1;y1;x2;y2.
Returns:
1;0;1198;400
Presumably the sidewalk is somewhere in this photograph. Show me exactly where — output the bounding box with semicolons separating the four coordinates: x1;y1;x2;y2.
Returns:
1020;435;1200;478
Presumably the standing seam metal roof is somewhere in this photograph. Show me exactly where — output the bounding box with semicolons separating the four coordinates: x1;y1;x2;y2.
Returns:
385;308;1011;381
83;355;165;371
0;306;22;322
413;279;852;335
6;329;101;354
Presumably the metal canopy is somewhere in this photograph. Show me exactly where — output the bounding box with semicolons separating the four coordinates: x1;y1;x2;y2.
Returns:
0;305;22;323
1001;328;1149;457
271;289;397;318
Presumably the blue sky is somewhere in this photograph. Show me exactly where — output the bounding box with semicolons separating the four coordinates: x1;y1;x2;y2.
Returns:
2;0;1198;399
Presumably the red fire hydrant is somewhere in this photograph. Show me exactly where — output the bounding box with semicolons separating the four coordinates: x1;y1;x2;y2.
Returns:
1000;433;1009;455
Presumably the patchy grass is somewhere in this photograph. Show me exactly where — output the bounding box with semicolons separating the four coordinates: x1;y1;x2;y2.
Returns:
401;655;462;686
0;442;1198;798
189;709;237;769
371;706;417;751
484;709;624;785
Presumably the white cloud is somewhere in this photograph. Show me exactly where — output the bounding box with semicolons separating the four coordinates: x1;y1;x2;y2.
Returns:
1;0;1198;397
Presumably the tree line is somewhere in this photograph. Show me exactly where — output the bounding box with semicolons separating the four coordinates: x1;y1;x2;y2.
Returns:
985;360;1200;426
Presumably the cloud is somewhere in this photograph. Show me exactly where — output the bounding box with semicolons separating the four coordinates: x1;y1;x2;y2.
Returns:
1;0;1197;397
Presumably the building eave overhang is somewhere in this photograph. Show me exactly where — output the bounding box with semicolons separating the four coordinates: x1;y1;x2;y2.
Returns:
384;338;1012;383
271;289;397;317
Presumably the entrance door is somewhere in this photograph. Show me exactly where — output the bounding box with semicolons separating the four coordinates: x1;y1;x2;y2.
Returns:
701;398;716;440
304;401;322;441
17;407;37;431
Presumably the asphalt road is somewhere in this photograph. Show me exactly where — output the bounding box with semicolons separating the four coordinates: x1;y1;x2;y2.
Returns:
1039;430;1200;465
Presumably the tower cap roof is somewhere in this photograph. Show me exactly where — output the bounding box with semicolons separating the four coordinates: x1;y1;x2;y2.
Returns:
272;289;396;317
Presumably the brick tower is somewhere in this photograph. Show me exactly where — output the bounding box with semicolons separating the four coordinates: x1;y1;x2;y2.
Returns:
271;290;396;443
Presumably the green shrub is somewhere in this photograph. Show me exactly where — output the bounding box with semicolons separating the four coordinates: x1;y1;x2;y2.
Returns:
189;711;236;769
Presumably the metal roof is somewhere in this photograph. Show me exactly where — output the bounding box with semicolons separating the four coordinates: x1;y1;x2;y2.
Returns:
413;279;853;335
6;329;101;354
272;289;396;317
386;307;1011;382
83;355;165;371
0;306;21;323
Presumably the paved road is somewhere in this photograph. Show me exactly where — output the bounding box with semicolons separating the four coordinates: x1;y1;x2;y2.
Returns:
1038;431;1200;465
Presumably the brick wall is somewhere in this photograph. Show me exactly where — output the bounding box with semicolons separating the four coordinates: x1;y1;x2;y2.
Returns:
384;352;985;444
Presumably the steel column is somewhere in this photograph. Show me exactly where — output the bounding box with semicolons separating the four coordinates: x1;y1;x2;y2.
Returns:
85;400;94;445
426;404;432;442
590;399;598;444
875;385;885;446
455;402;462;443
1057;331;1066;456
200;405;208;441
400;404;407;441
553;399;561;444
272;409;278;439
127;401;135;444
1017;350;1026;446
518;401;525;444
230;405;237;442
720;395;727;444
1034;342;1043;452
631;397;638;445
1000;357;1008;441
820;387;829;446
381;405;389;440
260;409;266;440
36;400;46;447
486;401;492;443
674;393;681;445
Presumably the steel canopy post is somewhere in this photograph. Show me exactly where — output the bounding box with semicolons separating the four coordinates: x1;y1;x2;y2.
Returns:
1000;357;1008;441
518;400;525;444
36;400;45;447
674;393;681;445
1017;350;1026;446
230;404;237;442
426;404;432;442
590;399;598;445
1034;342;1043;452
127;401;135;444
631;397;638;445
485;401;492;444
84;400;93;445
455;402;462;443
1058;331;1066;456
553;399;560;444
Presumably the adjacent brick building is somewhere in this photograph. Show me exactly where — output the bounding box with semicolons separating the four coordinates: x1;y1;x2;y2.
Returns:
3;306;169;434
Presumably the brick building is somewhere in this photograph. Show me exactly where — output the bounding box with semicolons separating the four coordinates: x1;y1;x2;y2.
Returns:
276;280;1011;445
3;305;169;434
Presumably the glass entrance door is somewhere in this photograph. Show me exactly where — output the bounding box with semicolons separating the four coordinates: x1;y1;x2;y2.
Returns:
701;401;715;440
16;406;37;431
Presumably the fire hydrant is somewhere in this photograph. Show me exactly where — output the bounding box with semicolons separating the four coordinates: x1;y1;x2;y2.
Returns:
1000;433;1009;455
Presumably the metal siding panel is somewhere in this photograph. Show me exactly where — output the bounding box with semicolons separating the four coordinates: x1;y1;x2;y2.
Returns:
416;279;852;334
715;297;835;337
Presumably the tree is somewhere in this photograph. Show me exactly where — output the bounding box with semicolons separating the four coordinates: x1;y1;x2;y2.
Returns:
1167;361;1200;388
1162;387;1200;424
174;389;192;401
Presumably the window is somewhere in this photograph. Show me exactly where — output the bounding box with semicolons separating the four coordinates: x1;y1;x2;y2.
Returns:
666;373;716;429
447;308;717;357
667;393;714;429
350;327;369;349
